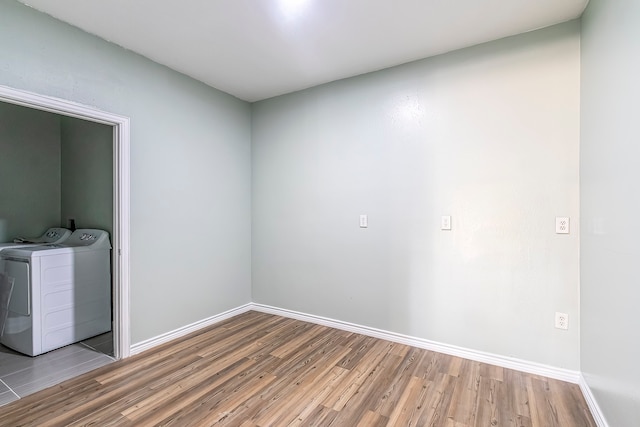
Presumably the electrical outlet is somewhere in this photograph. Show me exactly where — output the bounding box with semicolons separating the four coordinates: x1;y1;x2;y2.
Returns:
555;312;569;330
556;217;570;234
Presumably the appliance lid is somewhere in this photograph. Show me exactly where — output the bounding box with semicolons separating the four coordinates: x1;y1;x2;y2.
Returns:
12;227;71;244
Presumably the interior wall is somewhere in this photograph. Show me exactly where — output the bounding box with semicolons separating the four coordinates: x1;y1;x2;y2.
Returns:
0;102;61;242
581;1;640;425
0;1;252;343
252;21;581;369
60;116;113;238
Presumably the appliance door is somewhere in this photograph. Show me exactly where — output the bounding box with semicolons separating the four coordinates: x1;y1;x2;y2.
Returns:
1;258;34;355
0;273;14;337
5;259;30;315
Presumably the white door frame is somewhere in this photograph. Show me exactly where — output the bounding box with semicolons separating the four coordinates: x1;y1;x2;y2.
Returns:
0;84;131;359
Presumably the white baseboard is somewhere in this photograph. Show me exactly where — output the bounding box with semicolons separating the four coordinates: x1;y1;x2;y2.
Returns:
129;301;581;383
250;303;581;384
130;303;253;355
579;374;609;427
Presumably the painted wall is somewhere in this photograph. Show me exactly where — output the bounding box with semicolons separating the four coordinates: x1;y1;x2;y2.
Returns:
0;101;61;242
0;1;252;343
252;22;581;369
60;117;113;238
581;1;640;425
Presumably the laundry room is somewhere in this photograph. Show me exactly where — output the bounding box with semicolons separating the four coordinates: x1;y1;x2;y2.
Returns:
0;100;115;399
0;101;113;240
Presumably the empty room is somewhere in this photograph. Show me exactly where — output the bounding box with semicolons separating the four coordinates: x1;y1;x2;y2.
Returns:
0;0;637;426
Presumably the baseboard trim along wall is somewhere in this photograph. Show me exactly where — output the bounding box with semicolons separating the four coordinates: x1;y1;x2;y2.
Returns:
250;303;581;384
130;302;580;384
579;374;609;427
130;303;253;355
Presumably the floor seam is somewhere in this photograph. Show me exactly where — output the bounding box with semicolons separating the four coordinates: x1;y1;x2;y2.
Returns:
0;378;20;400
80;341;97;351
80;341;116;361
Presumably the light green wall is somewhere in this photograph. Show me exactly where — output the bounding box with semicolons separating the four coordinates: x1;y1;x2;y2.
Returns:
0;0;252;343
0;101;61;241
581;0;640;425
252;22;581;369
60;117;113;238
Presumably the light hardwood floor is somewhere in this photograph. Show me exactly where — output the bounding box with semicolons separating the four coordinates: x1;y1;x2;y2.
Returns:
0;311;595;426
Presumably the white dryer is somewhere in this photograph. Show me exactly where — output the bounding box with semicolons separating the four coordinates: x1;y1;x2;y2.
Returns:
0;229;111;356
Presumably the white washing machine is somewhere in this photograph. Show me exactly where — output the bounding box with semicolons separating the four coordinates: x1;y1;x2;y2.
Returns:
0;229;112;356
0;227;72;253
0;228;72;275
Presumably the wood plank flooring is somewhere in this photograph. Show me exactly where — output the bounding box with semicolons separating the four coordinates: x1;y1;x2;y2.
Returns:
0;311;596;426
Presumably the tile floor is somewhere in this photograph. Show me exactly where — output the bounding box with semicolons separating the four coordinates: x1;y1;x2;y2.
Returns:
0;332;115;407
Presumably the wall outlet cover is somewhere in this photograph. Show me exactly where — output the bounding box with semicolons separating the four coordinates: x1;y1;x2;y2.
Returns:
555;312;569;330
555;217;570;234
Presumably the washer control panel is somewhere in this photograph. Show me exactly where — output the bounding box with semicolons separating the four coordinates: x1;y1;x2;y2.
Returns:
63;229;112;249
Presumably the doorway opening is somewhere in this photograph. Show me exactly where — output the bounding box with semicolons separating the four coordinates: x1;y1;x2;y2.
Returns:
0;84;130;361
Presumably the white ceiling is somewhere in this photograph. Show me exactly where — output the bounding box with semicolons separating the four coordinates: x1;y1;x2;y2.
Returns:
18;0;589;102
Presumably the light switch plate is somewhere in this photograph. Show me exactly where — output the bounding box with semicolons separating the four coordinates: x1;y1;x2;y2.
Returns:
441;216;451;230
359;214;368;228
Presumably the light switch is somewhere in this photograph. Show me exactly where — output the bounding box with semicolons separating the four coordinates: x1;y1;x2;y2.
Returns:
441;216;451;230
360;214;368;228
